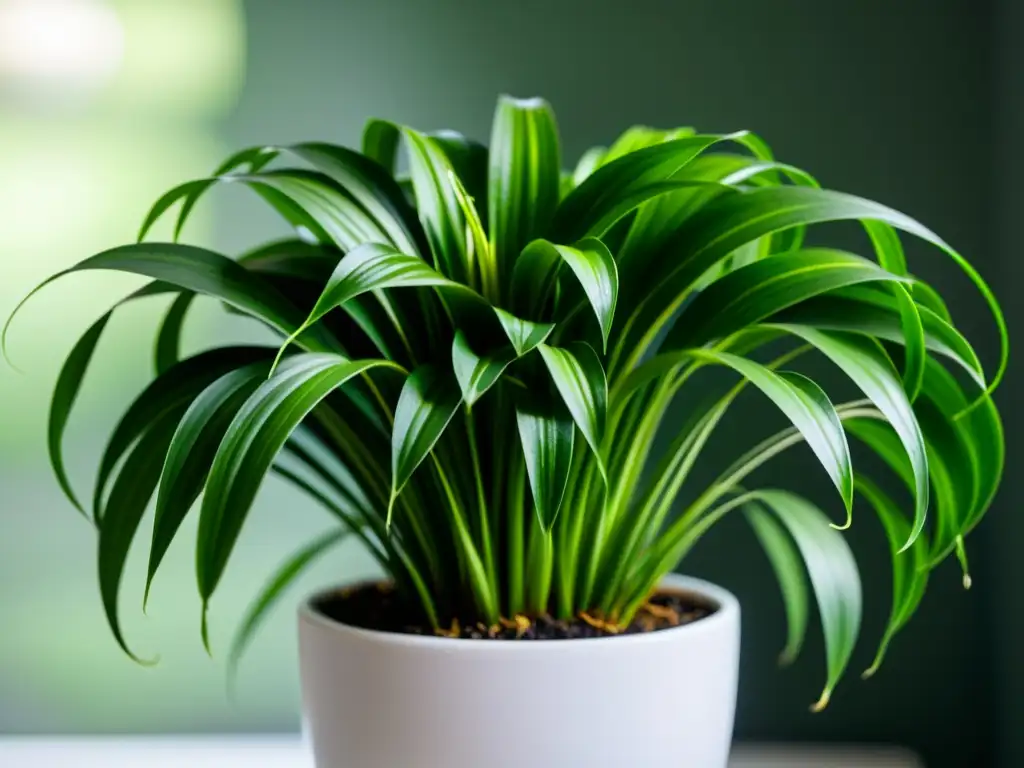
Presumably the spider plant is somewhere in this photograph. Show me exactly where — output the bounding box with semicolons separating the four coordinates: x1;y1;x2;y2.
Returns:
5;95;1006;710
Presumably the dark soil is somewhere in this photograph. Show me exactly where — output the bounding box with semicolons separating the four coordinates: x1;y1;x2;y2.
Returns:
313;582;716;640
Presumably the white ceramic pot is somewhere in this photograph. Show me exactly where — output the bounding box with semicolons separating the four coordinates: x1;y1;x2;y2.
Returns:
298;574;740;768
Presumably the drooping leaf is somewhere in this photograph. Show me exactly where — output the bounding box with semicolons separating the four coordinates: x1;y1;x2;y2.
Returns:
516;396;575;529
39;282;176;517
146;363;269;607
512;238;618;350
748;490;862;711
745;504;809;665
625;186;1006;400
689;350;853;519
6;243;338;356
853;475;928;678
197;355;402;611
768;285;985;389
228;528;349;678
772;327;928;550
664;249;911;350
98;408;185;663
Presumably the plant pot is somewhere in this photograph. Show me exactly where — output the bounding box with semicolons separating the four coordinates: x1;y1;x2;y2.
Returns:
298;574;740;768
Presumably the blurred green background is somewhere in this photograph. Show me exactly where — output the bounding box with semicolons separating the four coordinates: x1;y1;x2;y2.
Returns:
0;1;1018;767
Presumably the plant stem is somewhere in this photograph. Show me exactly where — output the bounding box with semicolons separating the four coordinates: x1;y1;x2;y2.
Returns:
506;453;526;616
465;408;497;596
525;518;554;616
431;456;498;623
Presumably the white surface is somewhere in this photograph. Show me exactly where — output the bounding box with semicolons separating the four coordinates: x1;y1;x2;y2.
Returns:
299;575;740;767
0;737;924;767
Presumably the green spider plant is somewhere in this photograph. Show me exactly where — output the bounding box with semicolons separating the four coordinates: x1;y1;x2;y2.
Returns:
5;95;1006;710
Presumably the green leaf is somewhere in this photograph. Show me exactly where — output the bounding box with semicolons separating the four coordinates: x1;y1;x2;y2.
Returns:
95;347;273;523
40;282;176;517
748;490;862;712
626;186;1007;400
401;128;469;282
516;396;575;529
768;285;985;389
303;242;470;326
98;408;185;663
448;168;497;298
745;504;809;665
772;327;929;550
50;314;110;515
277;242;477;369
690;350;853;520
228;527;349;679
362;119;401;175
665;249;911;350
513;238;618;350
6;243;337;357
138;147;274;242
553;131;767;240
488;96;562;279
282;142;425;256
146;363;269;607
492;307;554;356
854;475;928;678
390;364;463;522
197;354;402;611
537;343;608;477
451;331;515;406
155;292;196;374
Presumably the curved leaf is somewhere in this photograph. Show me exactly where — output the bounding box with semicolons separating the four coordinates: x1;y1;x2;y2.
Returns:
625;186;1006;400
665;249;910;350
745;504;809;665
146;363;269;606
513;238;618;350
769;285;985;389
854;475;928;678
98;408;185;662
553;131;767;240
772;326;928;550
228;527;349;678
748;490;862;711
40;282;177;517
6;243;338;357
691;350;853;519
93;347;273;522
197;355;402;611
401;128;469;282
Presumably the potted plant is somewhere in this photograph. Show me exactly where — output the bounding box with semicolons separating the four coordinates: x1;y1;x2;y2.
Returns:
5;95;1006;767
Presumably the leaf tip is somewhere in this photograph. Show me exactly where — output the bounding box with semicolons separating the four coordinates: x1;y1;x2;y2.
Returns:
201;603;213;657
963;572;973;590
810;689;831;713
861;663;880;680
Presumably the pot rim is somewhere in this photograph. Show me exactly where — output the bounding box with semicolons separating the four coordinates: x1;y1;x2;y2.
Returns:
299;573;739;651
